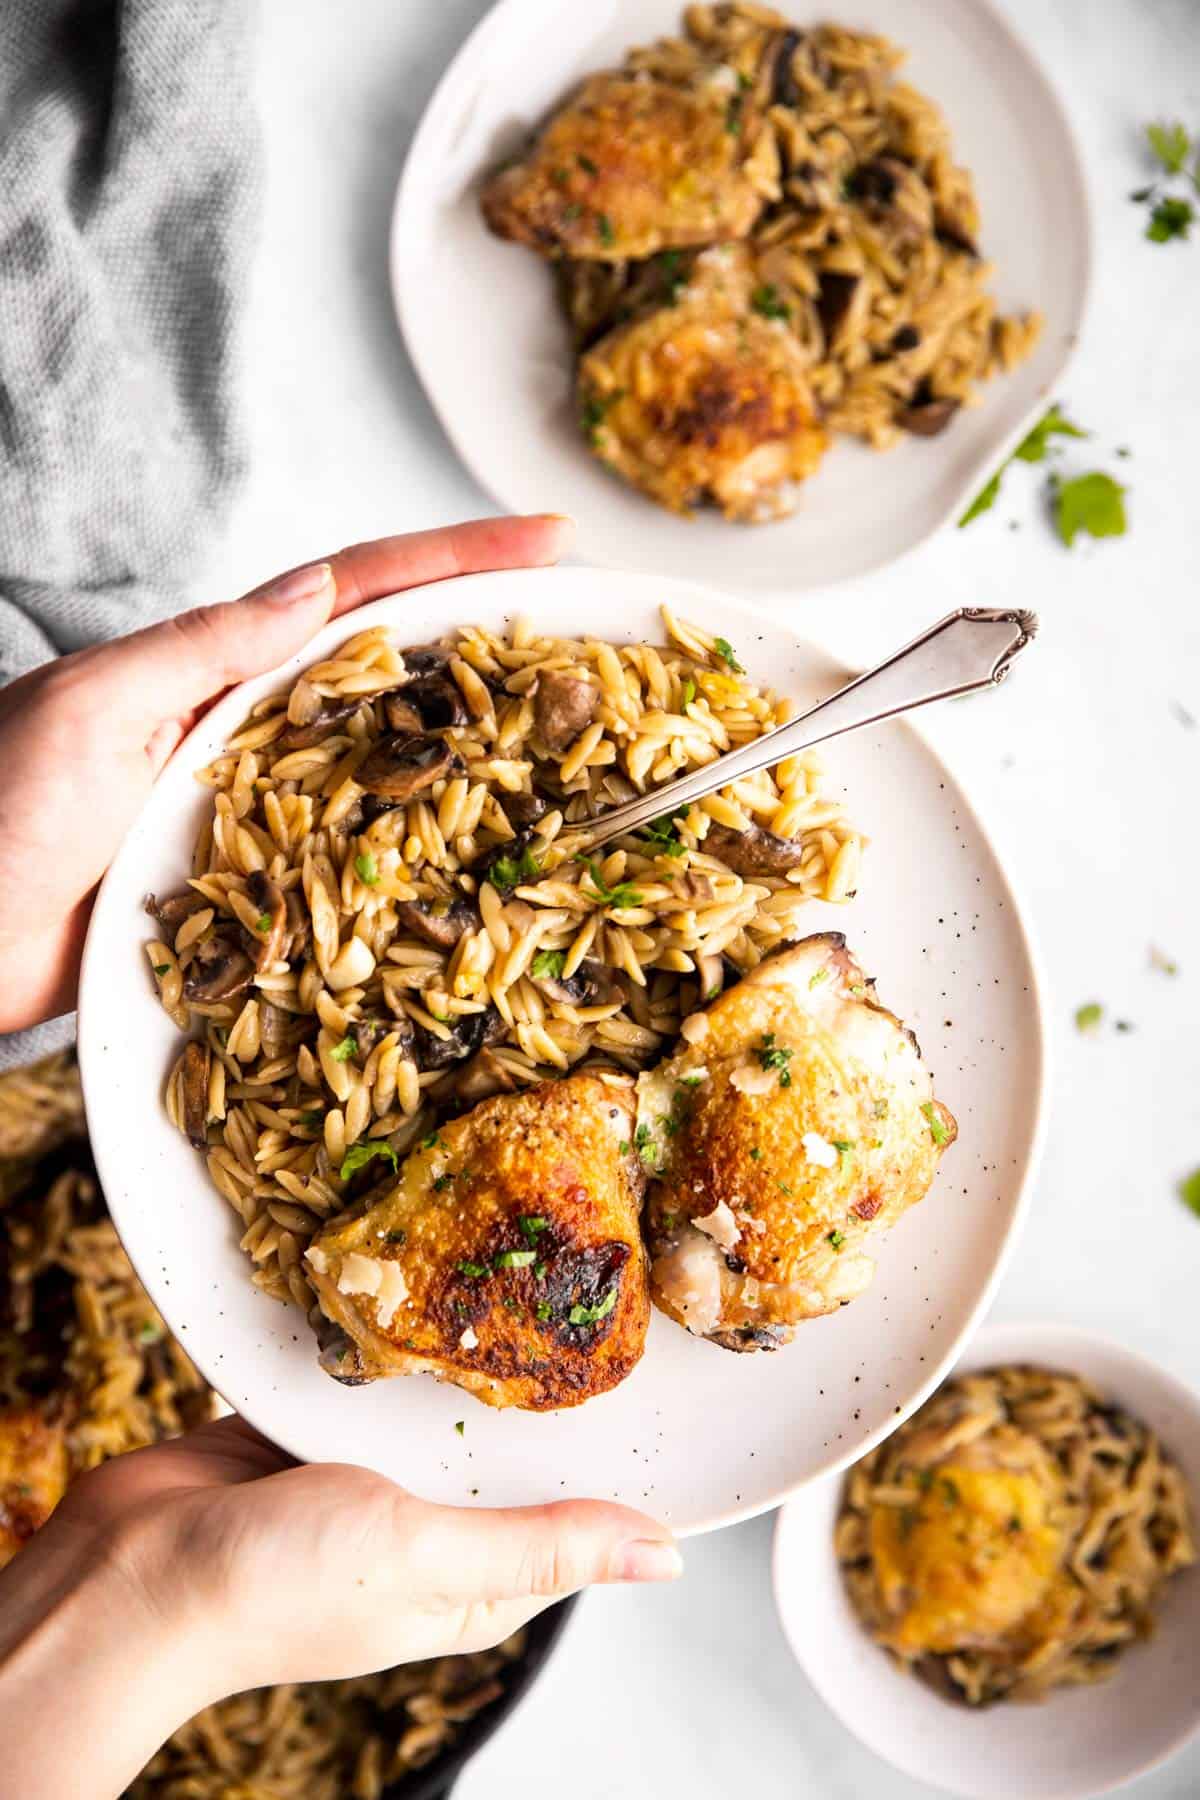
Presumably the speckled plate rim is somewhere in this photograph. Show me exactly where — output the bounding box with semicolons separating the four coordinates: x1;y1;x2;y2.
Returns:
772;1320;1200;1798
77;565;1047;1535
389;0;1093;593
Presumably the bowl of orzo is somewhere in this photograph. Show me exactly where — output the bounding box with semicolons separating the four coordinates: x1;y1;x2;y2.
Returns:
78;564;1046;1533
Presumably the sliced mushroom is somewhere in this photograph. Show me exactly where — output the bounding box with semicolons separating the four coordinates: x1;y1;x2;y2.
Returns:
503;791;549;828
401;647;452;679
414;1006;505;1071
849;157;934;239
348;1016;394;1066
534;958;623;1009
675;870;715;904
357;734;463;802
704;821;807;877
315;1319;373;1387
450;1047;517;1107
770;28;805;107
281;888;310;964
180;1040;211;1150
708;1323;790;1353
384;674;468;736
815;270;864;356
181;929;255;1004
393;898;479;950
276;698;362;750
244;871;287;970
533;671;599;754
695;951;725;1002
144;890;207;935
896;392;961;437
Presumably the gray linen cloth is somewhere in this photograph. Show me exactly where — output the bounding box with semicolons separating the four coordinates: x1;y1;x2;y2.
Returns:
0;0;260;1066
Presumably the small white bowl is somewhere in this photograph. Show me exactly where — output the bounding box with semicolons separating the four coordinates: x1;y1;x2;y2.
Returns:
772;1321;1200;1800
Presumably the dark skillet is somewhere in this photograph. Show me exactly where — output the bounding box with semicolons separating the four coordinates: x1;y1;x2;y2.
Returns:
384;1597;577;1800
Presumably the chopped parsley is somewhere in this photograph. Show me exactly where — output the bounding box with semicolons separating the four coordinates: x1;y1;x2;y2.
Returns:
489;843;542;893
577;152;598;175
1052;472;1127;547
1180;1169;1200;1218
519;1215;549;1241
656;249;686;302
532;949;566;980
535;1301;553;1321
641;813;686;857
1075;1001;1103;1033
749;1146;763;1161
809;966;829;990
832;1140;854;1156
432;1173;454;1193
455;1420;465;1436
456;1260;490;1279
354;851;379;886
296;1109;324;1127
756;1032;793;1087
959;403;1088;527
618;1141;630;1156
778;1181;794;1196
634;1120;661;1169
330;1033;357;1063
421;1131;444;1150
1147;120;1192;176
712;636;744;674
1007;1515;1023;1534
580;857;642;909
595;211;615;245
255;913;272;934
681;676;696;707
385;1229;407;1245
496;1248;537;1269
534;1260;547;1280
569;1287;617;1327
920;1102;950;1147
153;963;170;976
339;1139;399;1181
750;283;790;321
827;1229;845;1250
941;1477;961;1507
1148;194;1194;241
138;1320;164;1344
725;92;744;134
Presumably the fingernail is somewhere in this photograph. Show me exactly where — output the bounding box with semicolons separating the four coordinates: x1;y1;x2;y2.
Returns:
259;562;333;607
612;1539;683;1583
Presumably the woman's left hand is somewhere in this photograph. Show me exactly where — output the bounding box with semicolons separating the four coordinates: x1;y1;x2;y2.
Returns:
0;515;572;1036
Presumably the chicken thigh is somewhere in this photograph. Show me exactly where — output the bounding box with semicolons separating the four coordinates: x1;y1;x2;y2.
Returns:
481;69;763;263
306;1072;649;1411
0;1407;69;1568
639;933;956;1351
576;244;827;521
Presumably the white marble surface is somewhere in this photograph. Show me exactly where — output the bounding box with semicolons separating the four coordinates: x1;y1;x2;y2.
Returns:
206;1;1200;1793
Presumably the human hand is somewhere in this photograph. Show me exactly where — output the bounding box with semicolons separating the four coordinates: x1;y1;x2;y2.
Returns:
0;515;573;1036
0;1415;680;1798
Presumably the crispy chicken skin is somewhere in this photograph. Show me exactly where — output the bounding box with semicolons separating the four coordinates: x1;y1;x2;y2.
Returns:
577;244;827;520
0;1407;69;1568
306;1074;649;1412
481;70;763;263
639;933;956;1351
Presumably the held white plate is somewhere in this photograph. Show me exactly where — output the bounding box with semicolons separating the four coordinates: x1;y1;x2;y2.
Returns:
390;0;1091;593
78;566;1045;1534
773;1322;1200;1799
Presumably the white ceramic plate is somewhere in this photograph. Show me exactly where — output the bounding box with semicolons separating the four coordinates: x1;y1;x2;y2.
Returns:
773;1321;1200;1799
78;566;1045;1534
390;0;1091;593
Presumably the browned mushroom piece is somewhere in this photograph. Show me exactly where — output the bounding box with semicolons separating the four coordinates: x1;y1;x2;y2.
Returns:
181;928;255;1004
346;1016;395;1066
384;673;469;736
533;670;599;753
849;157;934;241
276;698;362;750
815;270;863;356
503;790;549;828
393;898;479;950
280;888;310;963
675;870;715;904
315;1320;372;1387
244;870;287;970
144;890;207;935
533;959;623;1009
179;1040;211;1150
357;734;464;801
704;821;807;877
896;393;961;437
449;1047;517;1107
414;1006;505;1071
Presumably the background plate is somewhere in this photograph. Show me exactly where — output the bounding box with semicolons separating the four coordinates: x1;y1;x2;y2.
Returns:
390;0;1091;593
79;566;1045;1534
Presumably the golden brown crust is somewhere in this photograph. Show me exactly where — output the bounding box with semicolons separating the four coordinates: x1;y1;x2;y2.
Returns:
309;1074;650;1411
481;72;763;263
0;1407;69;1568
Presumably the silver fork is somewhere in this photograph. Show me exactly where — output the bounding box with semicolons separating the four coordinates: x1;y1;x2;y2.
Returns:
564;607;1038;857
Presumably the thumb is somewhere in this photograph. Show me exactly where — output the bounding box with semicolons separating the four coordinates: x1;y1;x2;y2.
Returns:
80;561;337;743
407;1496;683;1610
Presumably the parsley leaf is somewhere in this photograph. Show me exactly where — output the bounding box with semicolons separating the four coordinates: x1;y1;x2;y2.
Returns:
581;857;642;910
958;468;1003;527
153;963;170;976
920;1102;950;1147
1075;1002;1104;1033
1147;121;1191;176
535;1300;553;1321
354;851;379;886
1180;1169;1200;1217
455;1419;465;1435
641;813;686;858
756;1033;793;1085
519;1215;548;1241
1052;472;1127;547
827;1229;845;1250
1147;194;1193;242
495;1248;537;1269
489;843;542;893
339;1139;399;1181
750;283;790;321
712;636;744;674
595;212;615;245
569;1287;617;1327
832;1140;854;1156
456;1260;490;1279
330;1033;358;1063
532;949;566;980
1012;403;1087;464
579;390;621;445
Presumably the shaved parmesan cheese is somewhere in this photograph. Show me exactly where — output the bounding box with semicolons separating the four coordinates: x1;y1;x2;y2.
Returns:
802;1131;838;1168
337;1252;382;1298
335;1252;409;1329
692;1199;740;1252
459;1326;479;1350
305;1245;329;1275
374;1261;409;1329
